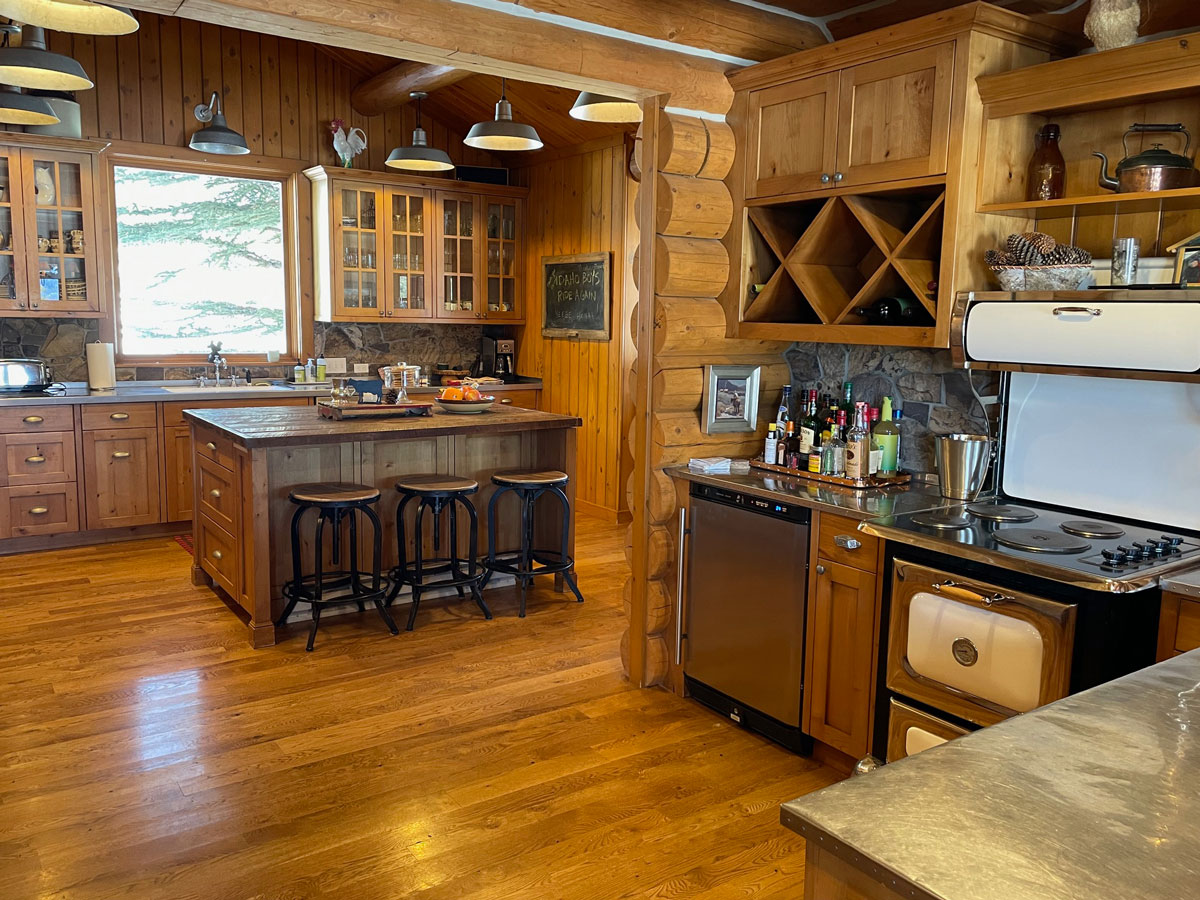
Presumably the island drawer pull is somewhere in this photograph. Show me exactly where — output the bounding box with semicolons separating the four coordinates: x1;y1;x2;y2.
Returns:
205;441;217;450
25;455;46;464
111;451;131;460
209;489;221;499
109;412;130;420
29;506;48;515
500;398;513;404
211;549;223;560
22;415;43;424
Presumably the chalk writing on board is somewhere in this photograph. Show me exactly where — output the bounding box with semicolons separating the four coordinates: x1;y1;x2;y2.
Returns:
542;252;611;340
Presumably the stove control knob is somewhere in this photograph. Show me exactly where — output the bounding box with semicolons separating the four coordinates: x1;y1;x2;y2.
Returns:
1117;545;1133;558
1101;549;1127;564
1163;535;1184;547
1153;539;1171;555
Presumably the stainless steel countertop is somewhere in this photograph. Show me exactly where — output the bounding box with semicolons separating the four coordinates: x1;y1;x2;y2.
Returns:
781;650;1200;900
0;379;542;406
665;466;948;521
1161;567;1200;599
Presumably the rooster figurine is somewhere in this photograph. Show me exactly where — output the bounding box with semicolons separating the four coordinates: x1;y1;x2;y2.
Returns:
330;119;367;168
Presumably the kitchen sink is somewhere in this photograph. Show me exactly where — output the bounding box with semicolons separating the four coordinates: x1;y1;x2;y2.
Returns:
160;383;296;393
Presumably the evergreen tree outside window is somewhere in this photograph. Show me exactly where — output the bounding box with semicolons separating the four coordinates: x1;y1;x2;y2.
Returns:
113;165;290;358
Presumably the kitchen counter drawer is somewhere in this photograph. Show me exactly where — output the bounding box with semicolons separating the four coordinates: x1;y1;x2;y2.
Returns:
162;396;311;427
192;424;236;470
886;699;969;763
495;389;540;410
81;404;157;430
197;514;238;598
2;431;76;485
4;483;79;537
0;405;75;433
818;512;879;571
197;454;237;534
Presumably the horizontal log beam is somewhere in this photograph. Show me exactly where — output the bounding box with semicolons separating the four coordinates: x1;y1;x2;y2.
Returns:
351;62;472;116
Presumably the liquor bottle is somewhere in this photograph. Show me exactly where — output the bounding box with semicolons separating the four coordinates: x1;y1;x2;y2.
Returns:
798;390;818;457
808;434;823;473
775;385;792;437
874;396;901;476
763;423;778;466
783;421;801;470
821;396;838;443
867;407;882;476
823;412;847;477
1026;123;1065;202
840;381;854;417
845;403;870;480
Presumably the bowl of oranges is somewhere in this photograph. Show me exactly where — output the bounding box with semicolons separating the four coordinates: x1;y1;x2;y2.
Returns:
434;384;496;414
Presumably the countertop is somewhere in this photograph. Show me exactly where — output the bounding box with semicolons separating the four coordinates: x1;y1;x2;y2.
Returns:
781;650;1200;900
0;378;543;406
666;466;948;521
1161;568;1200;599
185;404;581;448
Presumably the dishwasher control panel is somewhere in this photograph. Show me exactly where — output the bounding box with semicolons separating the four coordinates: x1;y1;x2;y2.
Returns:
690;483;811;525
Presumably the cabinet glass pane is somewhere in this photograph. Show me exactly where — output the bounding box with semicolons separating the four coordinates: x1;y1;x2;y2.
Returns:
393;233;407;271
37;256;61;303
55;162;82;208
409;197;424;233
0;157;9;203
341;190;358;227
360;193;376;229
444;275;456;310
460;240;472;274
502;279;514;310
501;243;513;276
0;256;14;299
460;202;473;236
360;232;376;271
343;271;360;308
487;241;499;275
361;272;377;308
460;276;472;309
444;238;456;271
443;200;457;235
502;204;515;240
391;195;407;232
487;278;500;309
411;275;424;308
409;236;423;272
342;231;359;268
487;203;501;239
395;273;408;308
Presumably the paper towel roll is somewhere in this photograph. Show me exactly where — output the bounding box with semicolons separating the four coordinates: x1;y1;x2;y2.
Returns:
86;342;115;391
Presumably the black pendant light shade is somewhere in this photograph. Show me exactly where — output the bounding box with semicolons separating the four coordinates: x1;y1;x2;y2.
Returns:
464;78;543;152
569;92;642;123
189;91;250;155
0;25;92;91
0;86;58;124
1;0;139;36
385;91;454;172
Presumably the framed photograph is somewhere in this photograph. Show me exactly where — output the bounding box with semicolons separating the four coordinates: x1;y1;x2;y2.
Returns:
1175;246;1200;286
701;365;761;434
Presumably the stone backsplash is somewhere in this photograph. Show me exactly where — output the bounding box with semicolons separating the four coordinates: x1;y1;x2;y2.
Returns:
0;317;485;382
783;342;996;474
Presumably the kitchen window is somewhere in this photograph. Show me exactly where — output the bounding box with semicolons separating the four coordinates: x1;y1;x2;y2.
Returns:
111;162;300;362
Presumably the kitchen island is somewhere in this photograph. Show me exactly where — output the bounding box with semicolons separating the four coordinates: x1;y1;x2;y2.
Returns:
184;404;581;647
782;650;1200;900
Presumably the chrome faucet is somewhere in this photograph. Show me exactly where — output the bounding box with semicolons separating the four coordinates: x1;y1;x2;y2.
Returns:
206;341;226;387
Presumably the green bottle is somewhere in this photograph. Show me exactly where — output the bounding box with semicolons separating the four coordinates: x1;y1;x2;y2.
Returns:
874;396;901;476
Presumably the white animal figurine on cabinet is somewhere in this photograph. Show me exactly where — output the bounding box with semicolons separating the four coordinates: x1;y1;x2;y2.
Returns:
330;118;367;168
1084;0;1140;51
34;165;54;205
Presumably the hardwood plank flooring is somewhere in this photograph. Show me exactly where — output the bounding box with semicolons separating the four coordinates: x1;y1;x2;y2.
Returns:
0;516;836;899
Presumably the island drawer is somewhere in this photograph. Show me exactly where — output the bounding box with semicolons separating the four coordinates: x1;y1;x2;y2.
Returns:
0;406;75;434
193;425;236;470
81;404;158;430
817;513;879;571
3;483;79;537
197;514;238;597
2;431;76;486
163;396;311;427
197;455;237;534
886;699;970;763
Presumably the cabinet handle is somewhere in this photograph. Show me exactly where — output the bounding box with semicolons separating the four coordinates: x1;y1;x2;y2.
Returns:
816;564;826;575
820;173;831;184
499;398;513;404
212;549;223;560
29;506;48;515
834;534;861;550
205;442;217;450
109;412;130;421
1052;306;1102;317
386;309;393;316
378;309;385;316
209;488;221;499
25;455;46;464
22;415;43;424
932;579;1014;607
111;451;131;459
833;172;844;182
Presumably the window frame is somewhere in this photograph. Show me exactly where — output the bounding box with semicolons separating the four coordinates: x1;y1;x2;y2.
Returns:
103;145;311;367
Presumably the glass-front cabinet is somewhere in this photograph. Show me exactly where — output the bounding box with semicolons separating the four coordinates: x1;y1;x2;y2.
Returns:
435;191;479;320
0;140;106;316
386;188;431;319
333;183;382;319
484;196;522;321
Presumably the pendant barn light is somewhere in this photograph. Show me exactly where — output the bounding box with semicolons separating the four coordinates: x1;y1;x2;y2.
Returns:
385;91;454;172
0;25;92;91
464;78;542;152
189;91;249;155
0;86;57;124
1;0;138;35
569;92;642;124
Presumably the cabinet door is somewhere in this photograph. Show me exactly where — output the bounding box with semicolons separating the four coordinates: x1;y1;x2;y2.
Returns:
0;147;28;311
20;149;102;313
164;424;193;523
434;191;480;320
745;72;840;199
803;558;877;759
482;196;522;320
384;187;433;320
82;427;161;529
332;182;383;320
835;42;955;188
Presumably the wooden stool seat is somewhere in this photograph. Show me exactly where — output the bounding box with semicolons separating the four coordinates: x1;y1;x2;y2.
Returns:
492;469;569;487
394;474;479;494
289;482;381;505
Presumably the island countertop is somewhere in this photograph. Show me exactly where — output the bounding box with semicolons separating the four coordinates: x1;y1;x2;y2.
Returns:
184;404;581;447
781;650;1200;900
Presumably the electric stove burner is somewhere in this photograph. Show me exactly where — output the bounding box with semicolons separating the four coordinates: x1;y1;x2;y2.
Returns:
1060;520;1125;539
911;510;973;529
993;528;1091;554
965;502;1039;523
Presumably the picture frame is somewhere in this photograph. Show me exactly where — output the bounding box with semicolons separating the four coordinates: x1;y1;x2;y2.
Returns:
1174;245;1200;286
701;365;761;434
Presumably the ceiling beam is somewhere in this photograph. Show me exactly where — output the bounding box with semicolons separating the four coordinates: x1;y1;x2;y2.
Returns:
140;0;735;114
351;62;473;116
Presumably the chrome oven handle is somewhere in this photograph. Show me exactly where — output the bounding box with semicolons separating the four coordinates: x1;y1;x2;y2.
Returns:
675;506;689;666
932;579;1014;607
1052;307;1102;317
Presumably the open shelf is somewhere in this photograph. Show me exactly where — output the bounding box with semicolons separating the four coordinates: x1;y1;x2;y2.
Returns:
979;186;1200;218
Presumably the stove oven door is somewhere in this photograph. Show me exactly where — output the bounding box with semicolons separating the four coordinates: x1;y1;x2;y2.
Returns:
887;560;1077;726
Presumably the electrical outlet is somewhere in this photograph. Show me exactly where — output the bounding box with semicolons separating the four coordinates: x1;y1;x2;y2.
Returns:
325;357;347;374
353;363;370;374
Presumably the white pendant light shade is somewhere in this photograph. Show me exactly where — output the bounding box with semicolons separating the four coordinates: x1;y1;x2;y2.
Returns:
0;0;139;36
385;91;454;172
569;92;642;123
0;26;92;91
0;87;58;124
464;79;542;152
189;91;250;155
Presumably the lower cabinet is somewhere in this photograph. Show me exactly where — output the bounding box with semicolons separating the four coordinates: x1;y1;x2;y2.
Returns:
4;483;79;537
497;389;540;410
1158;592;1200;660
82;427;161;530
164;424;193;523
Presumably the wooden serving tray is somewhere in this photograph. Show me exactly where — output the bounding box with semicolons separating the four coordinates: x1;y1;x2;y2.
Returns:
317;400;433;420
750;458;910;490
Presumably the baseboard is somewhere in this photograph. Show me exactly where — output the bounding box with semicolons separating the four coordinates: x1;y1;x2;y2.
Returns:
575;497;630;524
0;520;188;556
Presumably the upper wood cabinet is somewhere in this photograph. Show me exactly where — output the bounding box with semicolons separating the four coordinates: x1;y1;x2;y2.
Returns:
307;167;527;324
0;136;108;317
745;73;841;201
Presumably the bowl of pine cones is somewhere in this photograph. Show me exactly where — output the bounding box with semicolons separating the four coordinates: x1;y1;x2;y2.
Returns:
985;233;1093;291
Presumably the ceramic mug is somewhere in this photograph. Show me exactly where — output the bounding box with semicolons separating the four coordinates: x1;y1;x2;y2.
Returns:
48;238;61;253
37;237;50;252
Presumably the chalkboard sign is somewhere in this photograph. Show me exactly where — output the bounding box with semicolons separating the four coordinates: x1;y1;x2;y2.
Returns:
542;252;611;340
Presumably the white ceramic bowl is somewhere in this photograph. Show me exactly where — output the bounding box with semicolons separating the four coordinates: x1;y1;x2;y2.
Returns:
434;397;495;414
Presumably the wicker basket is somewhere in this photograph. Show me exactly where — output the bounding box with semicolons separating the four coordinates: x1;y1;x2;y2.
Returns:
989;265;1091;291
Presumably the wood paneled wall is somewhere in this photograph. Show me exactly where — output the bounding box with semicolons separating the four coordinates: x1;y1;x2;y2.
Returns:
511;136;636;522
44;12;497;169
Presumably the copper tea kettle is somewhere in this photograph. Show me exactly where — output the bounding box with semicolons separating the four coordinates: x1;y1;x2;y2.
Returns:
1093;123;1198;192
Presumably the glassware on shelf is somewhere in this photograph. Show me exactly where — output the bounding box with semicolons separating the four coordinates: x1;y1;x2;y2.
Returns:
1026;123;1065;202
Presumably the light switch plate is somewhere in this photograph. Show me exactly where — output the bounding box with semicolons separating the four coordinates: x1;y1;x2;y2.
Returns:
353;363;370;374
325;357;347;374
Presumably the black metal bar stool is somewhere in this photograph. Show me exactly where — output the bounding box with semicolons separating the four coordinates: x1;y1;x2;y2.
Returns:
483;469;584;617
386;474;491;631
276;482;398;651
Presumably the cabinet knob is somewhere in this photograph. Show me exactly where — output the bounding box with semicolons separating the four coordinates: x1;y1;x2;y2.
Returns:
25;455;45;464
212;549;223;560
820;173;831;184
205;442;217;450
111;451;131;460
835;534;861;550
209;488;221;499
833;172;844;182
29;506;48;516
386;309;393;317
500;398;513;404
816;564;826;575
378;309;384;316
109;412;129;420
22;415;43;424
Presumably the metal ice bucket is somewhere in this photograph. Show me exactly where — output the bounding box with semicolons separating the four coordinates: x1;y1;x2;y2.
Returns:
934;433;993;501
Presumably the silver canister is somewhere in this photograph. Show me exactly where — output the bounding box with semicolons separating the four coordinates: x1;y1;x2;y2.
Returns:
934;433;993;500
1112;237;1139;285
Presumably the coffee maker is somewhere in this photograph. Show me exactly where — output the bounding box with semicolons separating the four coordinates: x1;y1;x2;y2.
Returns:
480;336;517;380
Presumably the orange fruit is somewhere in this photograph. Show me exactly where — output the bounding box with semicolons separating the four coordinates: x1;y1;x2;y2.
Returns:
440;387;464;401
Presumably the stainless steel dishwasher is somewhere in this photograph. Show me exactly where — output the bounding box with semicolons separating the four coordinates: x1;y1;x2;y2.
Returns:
681;482;811;753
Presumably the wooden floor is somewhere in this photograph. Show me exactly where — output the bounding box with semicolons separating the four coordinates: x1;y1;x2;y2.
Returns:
0;515;837;899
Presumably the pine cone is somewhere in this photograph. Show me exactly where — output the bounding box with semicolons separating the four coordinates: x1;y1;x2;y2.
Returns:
1020;231;1057;254
1045;245;1093;265
984;249;1016;266
1006;234;1044;266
